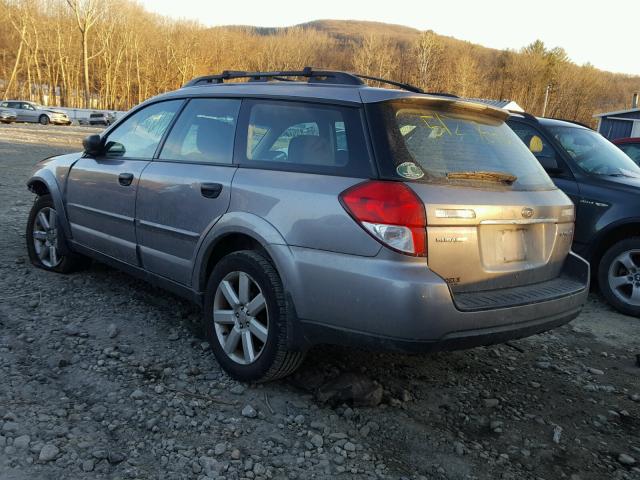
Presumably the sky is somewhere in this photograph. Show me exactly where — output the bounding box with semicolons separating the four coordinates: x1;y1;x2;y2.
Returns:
138;0;639;76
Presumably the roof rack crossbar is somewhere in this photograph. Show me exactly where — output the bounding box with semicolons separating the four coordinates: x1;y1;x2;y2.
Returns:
183;67;425;94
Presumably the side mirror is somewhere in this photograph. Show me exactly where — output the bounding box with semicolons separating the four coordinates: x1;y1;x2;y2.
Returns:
82;134;103;155
537;155;563;175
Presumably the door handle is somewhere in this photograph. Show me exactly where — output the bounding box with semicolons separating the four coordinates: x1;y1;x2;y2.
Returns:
200;182;223;199
118;172;134;186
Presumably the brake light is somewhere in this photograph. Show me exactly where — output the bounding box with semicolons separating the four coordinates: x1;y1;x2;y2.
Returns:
340;181;427;256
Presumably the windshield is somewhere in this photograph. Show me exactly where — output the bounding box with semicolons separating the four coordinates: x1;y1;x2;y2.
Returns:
549;126;640;177
367;99;555;190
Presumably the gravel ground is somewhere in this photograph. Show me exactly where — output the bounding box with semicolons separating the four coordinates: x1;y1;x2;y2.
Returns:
0;123;639;480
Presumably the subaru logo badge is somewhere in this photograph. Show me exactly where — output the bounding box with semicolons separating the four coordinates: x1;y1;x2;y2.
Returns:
521;207;534;218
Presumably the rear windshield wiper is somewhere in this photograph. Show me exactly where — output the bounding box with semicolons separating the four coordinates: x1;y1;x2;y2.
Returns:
446;170;517;184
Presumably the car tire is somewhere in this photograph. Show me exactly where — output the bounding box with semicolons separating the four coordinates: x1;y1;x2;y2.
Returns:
598;237;640;317
26;194;89;273
39;115;49;125
203;250;305;382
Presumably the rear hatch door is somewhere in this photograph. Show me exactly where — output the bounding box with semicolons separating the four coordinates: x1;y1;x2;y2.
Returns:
365;95;575;292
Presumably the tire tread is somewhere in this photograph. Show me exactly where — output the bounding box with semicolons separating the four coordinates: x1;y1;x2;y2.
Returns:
204;250;305;382
598;237;640;317
26;194;88;274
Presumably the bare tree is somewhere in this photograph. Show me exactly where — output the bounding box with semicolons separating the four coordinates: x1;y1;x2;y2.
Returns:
414;30;443;91
0;1;637;126
66;0;102;107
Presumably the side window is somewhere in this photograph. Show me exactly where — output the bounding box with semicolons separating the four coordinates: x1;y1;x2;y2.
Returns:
22;103;34;110
104;100;181;159
241;100;371;177
159;98;240;164
335;121;347;151
0;102;8;108
508;122;557;160
266;122;320;161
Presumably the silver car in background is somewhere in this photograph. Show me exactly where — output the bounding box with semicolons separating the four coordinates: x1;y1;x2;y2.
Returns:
89;111;116;126
24;68;590;382
0;100;71;125
0;108;17;123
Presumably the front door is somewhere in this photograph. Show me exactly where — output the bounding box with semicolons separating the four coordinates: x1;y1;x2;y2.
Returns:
21;102;39;122
66;99;183;265
136;98;241;285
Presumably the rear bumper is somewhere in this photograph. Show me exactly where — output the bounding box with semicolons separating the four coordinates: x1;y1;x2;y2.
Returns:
301;306;580;353
277;246;589;352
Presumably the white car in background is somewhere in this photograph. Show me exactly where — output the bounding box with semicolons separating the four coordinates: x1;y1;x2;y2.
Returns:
0;101;71;125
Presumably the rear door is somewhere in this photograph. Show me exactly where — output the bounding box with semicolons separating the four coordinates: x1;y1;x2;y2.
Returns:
66;99;183;265
135;98;241;285
10;102;26;122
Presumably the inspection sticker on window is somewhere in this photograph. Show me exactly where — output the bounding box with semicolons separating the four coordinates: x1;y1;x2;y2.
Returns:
396;161;425;180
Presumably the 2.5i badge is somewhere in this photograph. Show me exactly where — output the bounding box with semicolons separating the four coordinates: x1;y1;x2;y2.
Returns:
396;162;424;180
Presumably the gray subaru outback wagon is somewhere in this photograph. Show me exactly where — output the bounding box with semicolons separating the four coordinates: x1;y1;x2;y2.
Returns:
25;68;590;382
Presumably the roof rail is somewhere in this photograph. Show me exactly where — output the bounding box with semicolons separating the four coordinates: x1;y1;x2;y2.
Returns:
544;117;593;129
506;111;594;130
183;67;425;94
354;74;424;94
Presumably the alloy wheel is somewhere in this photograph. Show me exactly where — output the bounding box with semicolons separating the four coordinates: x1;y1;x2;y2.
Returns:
32;206;62;268
213;271;269;365
607;249;640;306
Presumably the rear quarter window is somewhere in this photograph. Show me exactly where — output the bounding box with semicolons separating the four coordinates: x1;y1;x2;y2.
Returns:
237;100;373;178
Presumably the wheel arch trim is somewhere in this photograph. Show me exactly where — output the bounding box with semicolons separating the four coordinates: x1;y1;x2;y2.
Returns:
27;172;72;242
590;218;640;263
191;211;297;295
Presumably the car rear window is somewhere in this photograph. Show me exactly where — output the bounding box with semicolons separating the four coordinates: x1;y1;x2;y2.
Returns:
366;99;555;190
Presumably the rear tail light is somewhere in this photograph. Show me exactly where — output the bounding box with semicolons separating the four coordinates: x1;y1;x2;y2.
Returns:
340;181;427;256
